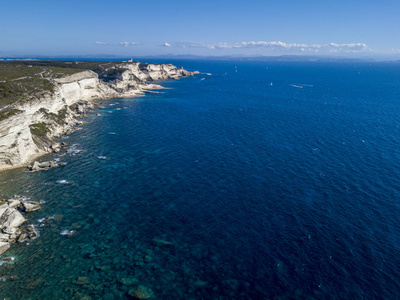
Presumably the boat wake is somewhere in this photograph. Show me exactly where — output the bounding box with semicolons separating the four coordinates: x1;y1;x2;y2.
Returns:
290;84;304;88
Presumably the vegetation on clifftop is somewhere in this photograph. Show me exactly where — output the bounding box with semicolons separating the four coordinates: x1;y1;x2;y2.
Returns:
0;60;132;109
38;106;69;125
29;123;50;137
0;108;22;122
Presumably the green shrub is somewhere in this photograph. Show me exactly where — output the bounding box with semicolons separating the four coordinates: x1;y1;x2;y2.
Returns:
29;123;49;136
0;108;22;122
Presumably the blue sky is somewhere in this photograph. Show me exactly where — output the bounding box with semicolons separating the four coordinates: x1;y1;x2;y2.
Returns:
1;0;400;57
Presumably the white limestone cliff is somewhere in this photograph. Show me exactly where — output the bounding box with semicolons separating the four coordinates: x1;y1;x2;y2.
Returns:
0;63;196;171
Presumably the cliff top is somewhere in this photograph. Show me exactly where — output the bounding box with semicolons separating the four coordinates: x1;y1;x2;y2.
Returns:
0;60;164;110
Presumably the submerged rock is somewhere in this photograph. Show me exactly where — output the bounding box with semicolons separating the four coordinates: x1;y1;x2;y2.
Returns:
193;279;208;287
3;257;14;263
128;285;154;299
53;214;63;222
67;230;77;237
151;239;173;247
75;276;90;285
28;232;38;239
9;275;19;281
119;277;139;286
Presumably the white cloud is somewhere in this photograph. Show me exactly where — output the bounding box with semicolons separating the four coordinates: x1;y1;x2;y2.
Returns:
176;41;369;54
164;42;171;47
119;41;140;48
95;41;139;47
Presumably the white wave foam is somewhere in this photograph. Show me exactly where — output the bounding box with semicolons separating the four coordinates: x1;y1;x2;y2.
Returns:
68;144;83;155
60;229;73;236
56;180;69;184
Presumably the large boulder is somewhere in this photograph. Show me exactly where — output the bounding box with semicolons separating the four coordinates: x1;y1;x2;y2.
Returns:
7;199;21;208
0;208;26;231
50;143;61;153
0;233;10;242
0;204;9;216
0;242;10;255
38;161;53;168
30;161;41;171
17;233;27;243
21;201;41;212
28;160;57;171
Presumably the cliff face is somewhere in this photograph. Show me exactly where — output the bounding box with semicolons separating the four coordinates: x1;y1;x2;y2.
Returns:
0;63;195;171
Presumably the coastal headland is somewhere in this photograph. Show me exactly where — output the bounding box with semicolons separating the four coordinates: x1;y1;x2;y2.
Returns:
0;60;196;255
0;60;197;172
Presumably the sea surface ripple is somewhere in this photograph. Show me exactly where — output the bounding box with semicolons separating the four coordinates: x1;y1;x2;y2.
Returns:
1;60;400;299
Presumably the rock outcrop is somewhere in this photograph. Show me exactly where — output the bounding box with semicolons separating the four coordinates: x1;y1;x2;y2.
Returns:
0;62;195;171
0;195;41;254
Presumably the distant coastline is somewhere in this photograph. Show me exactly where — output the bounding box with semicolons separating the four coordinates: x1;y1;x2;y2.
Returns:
2;54;399;62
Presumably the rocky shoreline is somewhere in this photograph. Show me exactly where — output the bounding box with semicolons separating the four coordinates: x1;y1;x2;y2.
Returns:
0;61;197;256
0;61;198;172
0;195;41;255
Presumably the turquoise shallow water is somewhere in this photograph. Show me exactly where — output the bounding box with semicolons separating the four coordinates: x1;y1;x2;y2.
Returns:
1;60;400;299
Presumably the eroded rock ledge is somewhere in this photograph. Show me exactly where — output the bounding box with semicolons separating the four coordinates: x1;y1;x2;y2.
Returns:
0;62;197;171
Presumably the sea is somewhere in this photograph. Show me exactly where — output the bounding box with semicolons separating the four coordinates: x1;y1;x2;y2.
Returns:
1;59;400;299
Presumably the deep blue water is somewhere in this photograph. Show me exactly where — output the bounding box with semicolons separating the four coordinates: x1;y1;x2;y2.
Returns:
1;60;400;299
